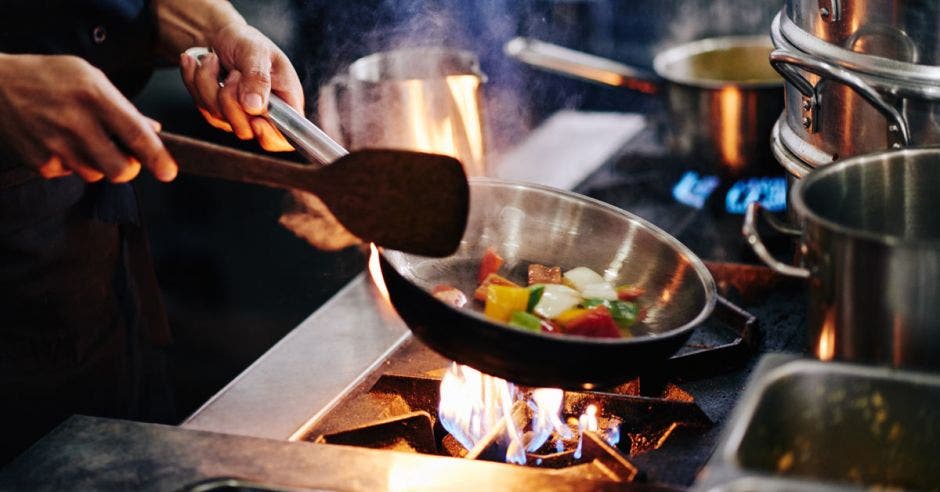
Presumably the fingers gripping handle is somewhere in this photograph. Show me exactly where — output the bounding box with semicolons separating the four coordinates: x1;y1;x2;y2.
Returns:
183;47;348;166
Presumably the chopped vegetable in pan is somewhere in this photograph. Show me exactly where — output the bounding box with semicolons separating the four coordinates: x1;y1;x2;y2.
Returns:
436;248;644;339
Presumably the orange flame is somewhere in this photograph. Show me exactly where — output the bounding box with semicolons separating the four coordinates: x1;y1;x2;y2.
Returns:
368;243;390;303
816;307;836;361
438;364;570;464
404;76;486;177
717;86;744;173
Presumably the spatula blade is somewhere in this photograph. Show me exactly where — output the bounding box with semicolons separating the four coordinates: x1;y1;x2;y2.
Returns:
310;149;469;257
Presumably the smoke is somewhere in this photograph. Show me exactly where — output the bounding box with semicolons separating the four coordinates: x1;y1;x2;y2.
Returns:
245;0;782;159
656;0;782;50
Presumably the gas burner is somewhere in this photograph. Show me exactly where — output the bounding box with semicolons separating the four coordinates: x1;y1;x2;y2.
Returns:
305;373;711;484
298;282;757;487
671;170;787;215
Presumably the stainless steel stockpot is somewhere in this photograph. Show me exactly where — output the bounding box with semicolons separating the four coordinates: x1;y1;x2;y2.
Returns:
769;9;940;169
786;0;940;66
744;147;940;371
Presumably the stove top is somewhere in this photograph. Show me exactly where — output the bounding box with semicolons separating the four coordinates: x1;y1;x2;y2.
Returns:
576;127;793;264
182;115;809;491
292;261;803;488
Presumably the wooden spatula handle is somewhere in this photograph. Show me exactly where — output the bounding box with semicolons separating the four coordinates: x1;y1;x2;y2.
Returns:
160;132;312;191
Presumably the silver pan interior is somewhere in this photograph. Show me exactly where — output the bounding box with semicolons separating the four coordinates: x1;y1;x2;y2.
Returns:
382;178;717;341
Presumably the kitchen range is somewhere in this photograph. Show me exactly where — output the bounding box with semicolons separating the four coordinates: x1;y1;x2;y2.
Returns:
3;1;940;491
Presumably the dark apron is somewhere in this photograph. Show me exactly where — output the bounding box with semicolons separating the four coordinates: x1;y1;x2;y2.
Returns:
0;0;173;463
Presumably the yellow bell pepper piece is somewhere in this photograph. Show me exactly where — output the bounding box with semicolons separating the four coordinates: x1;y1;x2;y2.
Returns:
485;285;531;322
555;308;590;326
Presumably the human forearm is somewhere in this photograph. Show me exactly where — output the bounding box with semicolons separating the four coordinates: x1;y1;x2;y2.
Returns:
153;0;246;59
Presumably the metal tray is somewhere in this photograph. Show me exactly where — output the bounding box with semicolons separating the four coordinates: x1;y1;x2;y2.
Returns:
696;354;940;491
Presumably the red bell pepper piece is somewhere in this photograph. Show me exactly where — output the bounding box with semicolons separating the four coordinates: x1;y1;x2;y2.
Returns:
478;247;504;284
562;305;621;338
540;318;561;333
616;285;645;302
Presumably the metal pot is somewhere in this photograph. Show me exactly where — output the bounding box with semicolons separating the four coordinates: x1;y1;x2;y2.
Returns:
505;36;784;177
785;0;940;66
744;147;940;371
769;10;940;169
318;47;488;177
380;178;717;389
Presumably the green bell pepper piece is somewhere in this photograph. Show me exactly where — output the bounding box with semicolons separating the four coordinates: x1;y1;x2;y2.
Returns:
509;310;542;332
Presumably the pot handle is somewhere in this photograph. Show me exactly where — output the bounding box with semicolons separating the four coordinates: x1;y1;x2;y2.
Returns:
769;49;911;147
504;37;659;95
742;202;810;278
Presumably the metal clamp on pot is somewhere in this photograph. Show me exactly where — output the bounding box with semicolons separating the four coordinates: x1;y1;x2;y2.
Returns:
769;49;910;149
769;8;940;188
743;148;940;372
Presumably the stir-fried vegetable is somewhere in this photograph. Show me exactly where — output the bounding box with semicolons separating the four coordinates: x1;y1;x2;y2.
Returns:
432;284;468;308
562;305;621;338
563;267;617;300
484;285;530;322
528;264;562;285
532;284;582;319
478;247;504;284
509;311;542;332
582;298;638;328
435;248;644;339
616;285;645;302
475;273;519;302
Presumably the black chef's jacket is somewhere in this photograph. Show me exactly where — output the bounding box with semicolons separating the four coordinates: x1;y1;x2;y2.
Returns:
0;0;174;463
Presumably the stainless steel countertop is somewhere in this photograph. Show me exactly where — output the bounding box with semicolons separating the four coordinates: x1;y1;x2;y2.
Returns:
182;111;646;440
182;275;408;440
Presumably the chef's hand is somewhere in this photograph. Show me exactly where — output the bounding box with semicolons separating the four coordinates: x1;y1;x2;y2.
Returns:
279;190;363;251
0;53;178;182
179;23;303;152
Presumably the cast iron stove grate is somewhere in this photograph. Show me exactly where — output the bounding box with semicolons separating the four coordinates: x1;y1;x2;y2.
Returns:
297;273;760;488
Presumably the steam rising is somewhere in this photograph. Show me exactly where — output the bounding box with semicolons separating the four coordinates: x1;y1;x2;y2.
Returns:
243;0;783;157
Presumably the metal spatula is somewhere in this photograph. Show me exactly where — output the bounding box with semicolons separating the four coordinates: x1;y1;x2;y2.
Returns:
161;131;468;257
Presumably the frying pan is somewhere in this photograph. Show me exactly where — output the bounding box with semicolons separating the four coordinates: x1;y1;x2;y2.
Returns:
380;179;717;389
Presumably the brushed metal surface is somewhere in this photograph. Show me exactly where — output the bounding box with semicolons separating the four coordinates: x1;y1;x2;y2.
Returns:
697;355;940;491
182;276;410;440
771;12;940;165
2;416;633;492
785;0;940;66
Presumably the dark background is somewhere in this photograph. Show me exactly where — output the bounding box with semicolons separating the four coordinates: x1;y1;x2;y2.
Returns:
134;0;782;423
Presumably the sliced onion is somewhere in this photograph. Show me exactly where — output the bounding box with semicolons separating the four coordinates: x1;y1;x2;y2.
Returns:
533;284;582;319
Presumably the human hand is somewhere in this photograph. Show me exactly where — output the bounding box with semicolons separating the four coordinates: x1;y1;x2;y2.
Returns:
179;23;303;152
279;190;362;251
0;54;178;182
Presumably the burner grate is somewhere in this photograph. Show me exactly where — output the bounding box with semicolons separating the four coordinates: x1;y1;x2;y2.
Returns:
295;262;797;488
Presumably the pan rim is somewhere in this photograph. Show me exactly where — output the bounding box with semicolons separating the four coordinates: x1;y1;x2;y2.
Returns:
382;177;718;346
653;35;783;90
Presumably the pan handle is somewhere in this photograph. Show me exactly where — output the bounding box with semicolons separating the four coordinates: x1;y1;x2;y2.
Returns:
504;37;660;95
769;49;910;147
183;47;348;166
742;202;810;279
